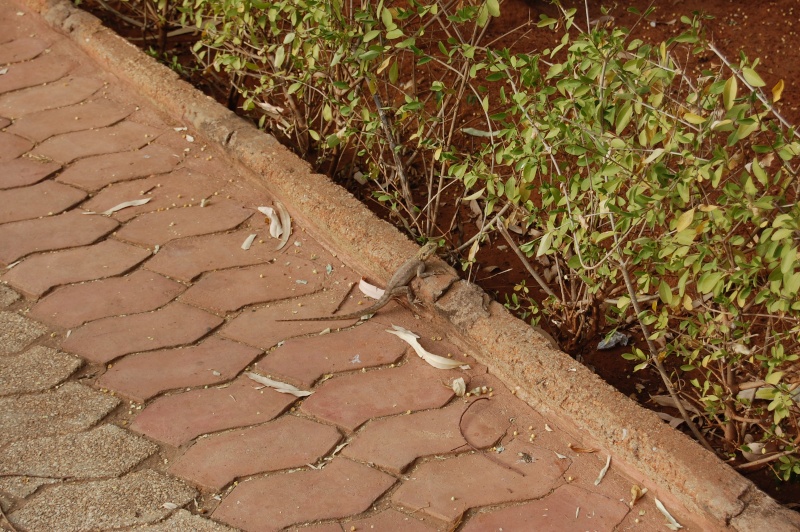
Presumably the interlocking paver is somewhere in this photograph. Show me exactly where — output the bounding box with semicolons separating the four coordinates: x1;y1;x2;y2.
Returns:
212;458;396;532
0;424;158;479
301;358;458;432
0;130;33;161
0;345;81;395
8;469;197;532
169;416;342;490
7;98;135;142
62;302;223;363
342;398;510;474
116;200;252;246
0;116;8;128
0;180;86;224
30;120;160;163
0;51;73;94
0;310;47;354
0;382;119;446
79;168;222;221
133;510;236;532
340;509;437;531
219;286;366;350
256;320;406;388
131;376;296;446
2;239;151;298
0;210;119;265
30;269;185;328
98;336;261;402
392;439;570;524
0;75;103;117
145;227;289;282
56;142;180;190
181;260;329;312
0;37;48;64
460;484;631;532
0;157;61;189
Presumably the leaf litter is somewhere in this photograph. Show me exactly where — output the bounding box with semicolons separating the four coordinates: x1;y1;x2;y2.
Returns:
245;372;312;397
386;325;469;370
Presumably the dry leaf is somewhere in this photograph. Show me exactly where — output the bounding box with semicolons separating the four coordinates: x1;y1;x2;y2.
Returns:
452;377;466;397
241;233;257;250
245;372;313;397
544;424;553;432
358;279;384;300
554;451;567;460
650;394;701;416
654;498;683;530
657;412;685;428
273;201;292;250
568;443;598;454
0;67;8;75
629;484;647;507
594;455;611;486
257;206;283;239
161;502;178;510
83;198;152;216
386;325;467;370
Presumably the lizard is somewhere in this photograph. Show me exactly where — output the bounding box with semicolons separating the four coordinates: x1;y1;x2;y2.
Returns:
278;242;439;322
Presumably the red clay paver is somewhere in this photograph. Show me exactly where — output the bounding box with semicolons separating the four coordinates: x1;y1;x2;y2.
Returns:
97;336;261;402
56;142;180;191
300;358;458;432
29;270;185;329
0;131;33;161
31;120;160;163
144;227;287;282
342;399;510;474
2;239;150;298
0;158;61;189
0;75;103;117
169;416;342;491
79;168;222;221
339;509;438;531
0;180;86;224
255;320;407;388
131;376;296;446
460;483;631;532
6;98;135;142
0;210;119;265
0;51;73;94
115;201;252;246
392;439;570;525
219;287;367;350
0;37;48;64
62;302;223;364
180;259;330;313
212;458;396;532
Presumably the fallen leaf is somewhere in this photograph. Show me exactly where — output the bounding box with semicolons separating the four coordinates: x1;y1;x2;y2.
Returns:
245;372;313;397
594;455;611;486
386;325;466;370
554;451;567;460
544;424;553;432
161;502;178;510
629;484;648;507
452;377;466;397
568;443;598;454
650;395;701;415
241;233;257;250
185;134;194;142
657;412;685;428
359;279;384;300
258;206;283;239
83;198;152;216
654;498;683;530
273;201;292;250
0;67;8;75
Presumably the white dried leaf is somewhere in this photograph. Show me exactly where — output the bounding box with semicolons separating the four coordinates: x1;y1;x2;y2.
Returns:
554;451;567;460
0;67;8;75
654;498;683;530
84;198;152;216
650;394;701;415
161;502;178;510
258;206;283;239
594;455;611;486
358;279;384;300
544;424;553;432
6;260;21;269
245;372;313;397
185;134;194;142
273;201;292;250
255;101;285;116
386;325;465;370
657;412;685;428
173;127;187;132
241;233;257;250
452;377;466;397
468;240;480;262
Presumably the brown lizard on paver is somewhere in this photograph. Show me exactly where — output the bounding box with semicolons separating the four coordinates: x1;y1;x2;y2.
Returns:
278;242;439;321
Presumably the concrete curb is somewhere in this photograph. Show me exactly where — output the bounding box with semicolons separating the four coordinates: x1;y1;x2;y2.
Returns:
14;0;800;529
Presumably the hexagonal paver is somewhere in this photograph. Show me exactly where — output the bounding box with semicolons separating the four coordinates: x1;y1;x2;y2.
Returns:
30;120;160;163
0;210;119;265
7;98;135;142
0;346;82;396
0;37;48;65
213;459;395;532
0;158;62;189
29;270;185;329
0;180;87;224
62;302;223;364
0;75;102;118
0;131;33;161
0;52;73;95
169;416;342;490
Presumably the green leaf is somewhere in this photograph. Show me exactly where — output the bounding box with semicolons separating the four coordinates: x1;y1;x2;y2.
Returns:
723;76;737;110
326;134;340;148
536;231;553;257
274;45;286;69
683;112;706;125
742;67;766;87
616;102;633;135
697;271;724;294
765;371;784;385
659;280;673;305
486;0;500;17
386;28;404;40
675;208;695;232
363;29;381;42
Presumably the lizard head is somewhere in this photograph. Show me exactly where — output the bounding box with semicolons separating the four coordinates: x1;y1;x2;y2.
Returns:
418;241;438;259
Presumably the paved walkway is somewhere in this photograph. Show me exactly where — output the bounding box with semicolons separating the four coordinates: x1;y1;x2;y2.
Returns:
0;3;700;531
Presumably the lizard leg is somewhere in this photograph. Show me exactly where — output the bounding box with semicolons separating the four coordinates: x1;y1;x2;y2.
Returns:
389;286;419;307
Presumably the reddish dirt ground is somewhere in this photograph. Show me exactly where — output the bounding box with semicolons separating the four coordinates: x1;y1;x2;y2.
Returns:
81;0;800;506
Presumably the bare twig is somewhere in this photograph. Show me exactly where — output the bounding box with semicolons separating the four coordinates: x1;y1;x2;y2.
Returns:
496;219;560;302
735;449;796;470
